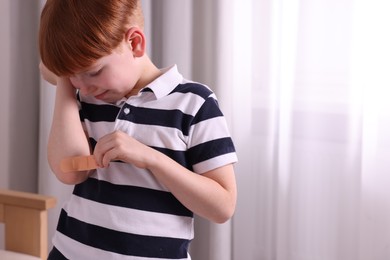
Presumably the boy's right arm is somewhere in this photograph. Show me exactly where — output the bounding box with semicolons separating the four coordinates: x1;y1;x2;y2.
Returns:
39;61;58;86
47;77;92;184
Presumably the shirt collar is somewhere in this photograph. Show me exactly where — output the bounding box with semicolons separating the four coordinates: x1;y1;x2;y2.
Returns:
141;64;183;99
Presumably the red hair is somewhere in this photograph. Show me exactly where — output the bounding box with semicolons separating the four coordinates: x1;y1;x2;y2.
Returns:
39;0;142;76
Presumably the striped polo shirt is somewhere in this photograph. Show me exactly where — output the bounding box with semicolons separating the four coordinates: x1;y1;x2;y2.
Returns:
50;65;237;259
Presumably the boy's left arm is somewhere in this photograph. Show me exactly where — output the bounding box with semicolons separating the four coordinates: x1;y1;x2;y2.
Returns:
93;131;237;223
150;158;237;224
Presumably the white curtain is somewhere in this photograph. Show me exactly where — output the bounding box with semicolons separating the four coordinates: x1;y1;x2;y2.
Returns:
37;0;390;260
229;0;390;259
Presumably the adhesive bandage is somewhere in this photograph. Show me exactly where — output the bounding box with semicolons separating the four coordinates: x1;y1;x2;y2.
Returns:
60;155;99;173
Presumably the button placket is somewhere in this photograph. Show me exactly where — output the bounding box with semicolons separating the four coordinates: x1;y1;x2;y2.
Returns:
114;104;132;131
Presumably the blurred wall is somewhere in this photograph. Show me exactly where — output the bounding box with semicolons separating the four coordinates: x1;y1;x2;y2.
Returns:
0;0;40;192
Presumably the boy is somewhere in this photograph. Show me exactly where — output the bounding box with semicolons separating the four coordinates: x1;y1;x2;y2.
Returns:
39;0;237;259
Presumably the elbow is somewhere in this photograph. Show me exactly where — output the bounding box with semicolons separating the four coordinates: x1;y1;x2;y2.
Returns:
56;172;88;185
214;209;235;224
39;61;58;85
214;189;237;224
53;169;89;185
49;162;89;185
48;153;90;185
211;190;237;224
211;202;236;224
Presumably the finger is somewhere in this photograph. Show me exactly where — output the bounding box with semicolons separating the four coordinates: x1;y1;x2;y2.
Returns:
94;134;116;167
102;149;115;168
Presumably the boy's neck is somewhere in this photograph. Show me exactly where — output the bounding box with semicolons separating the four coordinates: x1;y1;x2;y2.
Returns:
127;55;162;97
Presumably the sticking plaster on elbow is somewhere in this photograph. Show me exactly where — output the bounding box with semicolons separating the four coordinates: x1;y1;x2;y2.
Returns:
60;155;99;173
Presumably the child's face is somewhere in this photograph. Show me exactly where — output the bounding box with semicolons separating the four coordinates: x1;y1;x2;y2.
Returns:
69;41;141;103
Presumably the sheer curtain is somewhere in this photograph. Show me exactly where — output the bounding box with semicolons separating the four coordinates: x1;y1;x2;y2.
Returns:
38;0;390;260
230;0;390;259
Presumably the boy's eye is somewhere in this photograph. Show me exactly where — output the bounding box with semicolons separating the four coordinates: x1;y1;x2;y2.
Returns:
88;68;102;77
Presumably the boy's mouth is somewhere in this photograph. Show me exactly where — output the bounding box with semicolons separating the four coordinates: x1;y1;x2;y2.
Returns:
94;91;108;100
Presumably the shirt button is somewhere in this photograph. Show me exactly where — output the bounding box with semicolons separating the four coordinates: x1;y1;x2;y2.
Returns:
124;108;130;115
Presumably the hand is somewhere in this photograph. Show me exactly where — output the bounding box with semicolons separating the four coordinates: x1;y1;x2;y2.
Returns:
93;130;153;169
93;130;237;223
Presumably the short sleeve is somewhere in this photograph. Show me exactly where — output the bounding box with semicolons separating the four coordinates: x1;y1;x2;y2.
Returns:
187;96;238;174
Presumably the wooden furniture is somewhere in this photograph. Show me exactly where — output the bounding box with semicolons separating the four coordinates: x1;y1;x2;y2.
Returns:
0;189;56;260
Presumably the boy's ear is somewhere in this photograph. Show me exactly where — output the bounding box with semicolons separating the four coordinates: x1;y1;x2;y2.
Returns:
125;27;145;57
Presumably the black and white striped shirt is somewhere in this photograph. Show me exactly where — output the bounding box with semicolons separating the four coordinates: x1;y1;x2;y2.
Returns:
51;65;237;259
